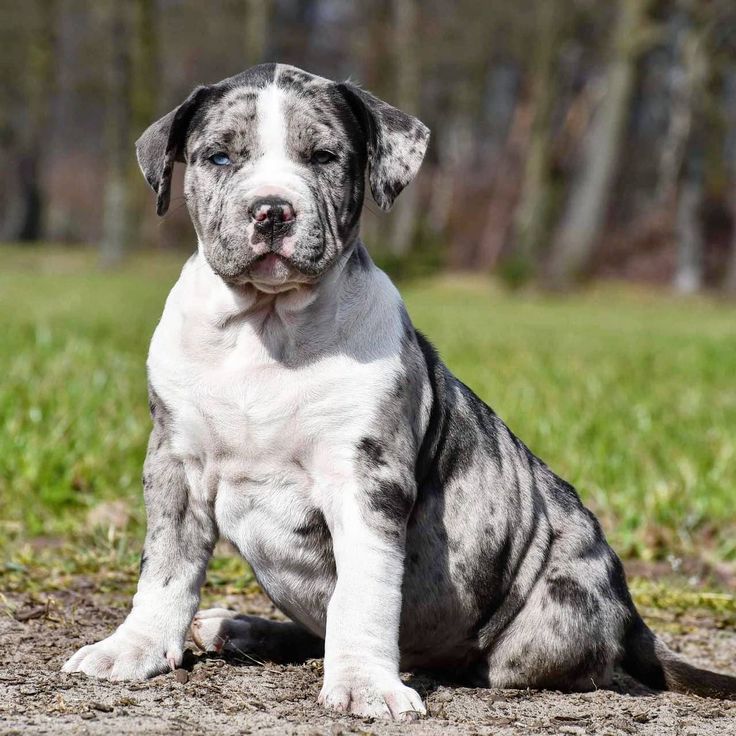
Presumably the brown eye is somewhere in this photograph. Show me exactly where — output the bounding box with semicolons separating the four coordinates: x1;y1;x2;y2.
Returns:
310;150;336;165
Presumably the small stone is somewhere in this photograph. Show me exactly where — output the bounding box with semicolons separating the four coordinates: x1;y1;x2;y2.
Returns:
80;712;96;720
174;668;189;684
90;702;113;713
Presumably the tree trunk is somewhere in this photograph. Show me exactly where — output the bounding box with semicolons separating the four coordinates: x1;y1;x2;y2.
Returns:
725;194;736;293
100;3;133;267
545;0;647;289
475;99;532;272
511;0;561;279
15;0;56;242
724;67;736;295
129;0;160;247
674;152;703;293
244;0;270;66
131;0;158;136
655;11;694;206
388;0;420;256
672;12;708;293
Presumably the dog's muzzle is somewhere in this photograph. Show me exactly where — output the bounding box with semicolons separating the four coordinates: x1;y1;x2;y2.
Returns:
250;197;296;238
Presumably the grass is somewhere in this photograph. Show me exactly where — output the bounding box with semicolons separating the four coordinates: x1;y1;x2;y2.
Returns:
1;244;735;598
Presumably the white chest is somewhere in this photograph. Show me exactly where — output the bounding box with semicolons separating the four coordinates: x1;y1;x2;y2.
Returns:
145;257;404;630
150;322;391;475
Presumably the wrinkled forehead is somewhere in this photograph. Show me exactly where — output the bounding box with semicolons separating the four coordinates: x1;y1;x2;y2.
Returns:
189;64;358;152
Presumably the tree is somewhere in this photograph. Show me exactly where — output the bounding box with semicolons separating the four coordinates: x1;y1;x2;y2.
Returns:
510;0;563;281
129;0;160;248
100;2;133;266
386;0;421;256
545;0;650;289
243;0;270;67
671;7;708;293
14;0;57;242
725;64;736;294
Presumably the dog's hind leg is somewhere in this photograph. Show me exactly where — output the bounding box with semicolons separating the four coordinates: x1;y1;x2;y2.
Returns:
191;609;324;663
481;547;629;692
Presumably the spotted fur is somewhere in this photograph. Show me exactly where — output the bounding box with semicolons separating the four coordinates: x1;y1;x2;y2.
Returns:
64;64;736;717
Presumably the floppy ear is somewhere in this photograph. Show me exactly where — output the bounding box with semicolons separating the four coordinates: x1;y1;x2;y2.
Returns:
338;82;430;211
135;85;212;216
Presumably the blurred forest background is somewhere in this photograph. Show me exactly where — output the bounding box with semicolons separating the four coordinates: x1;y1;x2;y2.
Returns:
2;0;736;595
3;0;736;290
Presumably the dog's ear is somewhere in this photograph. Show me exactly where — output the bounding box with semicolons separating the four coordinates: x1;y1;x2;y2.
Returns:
135;85;213;216
338;82;429;211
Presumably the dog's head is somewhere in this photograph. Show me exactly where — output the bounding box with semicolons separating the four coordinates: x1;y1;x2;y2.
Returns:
136;64;429;290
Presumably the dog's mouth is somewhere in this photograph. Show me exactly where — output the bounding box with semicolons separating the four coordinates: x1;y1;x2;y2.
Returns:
248;251;290;276
242;252;313;292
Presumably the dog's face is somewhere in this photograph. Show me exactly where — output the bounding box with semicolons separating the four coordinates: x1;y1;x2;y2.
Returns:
136;64;429;290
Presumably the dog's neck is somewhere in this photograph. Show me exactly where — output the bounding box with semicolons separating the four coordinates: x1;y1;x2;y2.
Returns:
187;239;376;364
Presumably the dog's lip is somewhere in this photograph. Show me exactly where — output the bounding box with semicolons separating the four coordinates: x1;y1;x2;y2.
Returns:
238;253;314;293
254;252;286;266
246;252;301;283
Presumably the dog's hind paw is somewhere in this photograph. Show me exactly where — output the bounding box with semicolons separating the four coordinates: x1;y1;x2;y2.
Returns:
190;608;239;653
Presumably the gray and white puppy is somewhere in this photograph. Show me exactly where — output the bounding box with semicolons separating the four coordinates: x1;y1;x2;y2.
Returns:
63;64;736;720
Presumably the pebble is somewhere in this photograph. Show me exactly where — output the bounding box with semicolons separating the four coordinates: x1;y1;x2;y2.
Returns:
90;702;113;712
174;668;190;684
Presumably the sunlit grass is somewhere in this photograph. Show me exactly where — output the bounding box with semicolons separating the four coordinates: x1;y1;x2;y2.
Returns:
1;245;735;594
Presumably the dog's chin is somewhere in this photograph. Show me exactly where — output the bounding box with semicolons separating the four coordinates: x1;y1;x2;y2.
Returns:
242;253;312;293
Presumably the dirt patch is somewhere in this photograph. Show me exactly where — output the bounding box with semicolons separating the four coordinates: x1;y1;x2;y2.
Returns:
1;586;735;736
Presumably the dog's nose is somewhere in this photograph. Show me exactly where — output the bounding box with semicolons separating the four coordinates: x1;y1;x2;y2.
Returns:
249;197;296;230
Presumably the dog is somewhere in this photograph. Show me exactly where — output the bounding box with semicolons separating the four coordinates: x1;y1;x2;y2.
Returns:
62;64;736;720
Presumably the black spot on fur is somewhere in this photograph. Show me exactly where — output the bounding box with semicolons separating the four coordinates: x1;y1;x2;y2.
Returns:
367;480;414;522
358;437;386;467
550;478;582;513
294;509;332;549
413;331;447;489
606;553;634;606
413;330;509;498
292;509;336;575
547;575;600;615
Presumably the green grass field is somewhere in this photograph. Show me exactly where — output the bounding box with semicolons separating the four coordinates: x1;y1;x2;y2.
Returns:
1;245;735;596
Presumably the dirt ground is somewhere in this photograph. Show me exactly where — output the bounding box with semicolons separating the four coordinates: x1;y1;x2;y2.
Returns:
1;584;735;736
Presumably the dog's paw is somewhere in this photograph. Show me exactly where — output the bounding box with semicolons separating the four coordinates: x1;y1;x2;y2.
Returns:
319;673;426;721
190;608;239;653
62;628;178;681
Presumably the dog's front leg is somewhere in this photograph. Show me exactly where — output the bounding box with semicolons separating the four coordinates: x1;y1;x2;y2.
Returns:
318;474;425;720
63;407;216;681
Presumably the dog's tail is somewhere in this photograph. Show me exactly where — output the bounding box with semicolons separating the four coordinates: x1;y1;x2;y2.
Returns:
621;613;736;699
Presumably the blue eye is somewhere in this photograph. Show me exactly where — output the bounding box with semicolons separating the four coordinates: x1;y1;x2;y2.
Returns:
209;152;231;166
